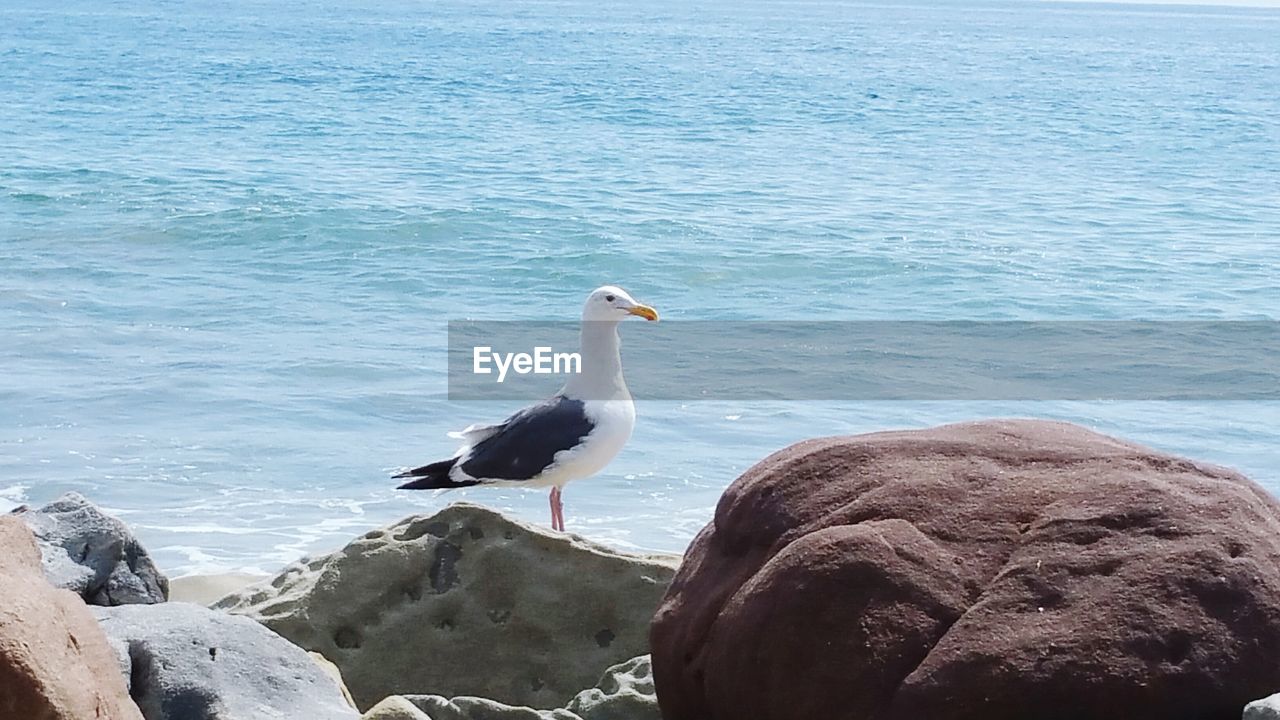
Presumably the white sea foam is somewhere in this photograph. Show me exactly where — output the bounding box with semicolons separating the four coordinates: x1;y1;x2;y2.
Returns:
4;0;1280;578
0;484;28;513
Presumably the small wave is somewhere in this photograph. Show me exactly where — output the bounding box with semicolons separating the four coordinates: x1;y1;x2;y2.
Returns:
0;484;29;512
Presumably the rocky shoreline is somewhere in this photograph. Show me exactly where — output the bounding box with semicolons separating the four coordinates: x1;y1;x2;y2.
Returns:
2;493;673;720
6;419;1280;719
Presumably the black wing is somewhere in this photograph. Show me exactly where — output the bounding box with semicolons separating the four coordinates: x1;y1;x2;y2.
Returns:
458;395;595;481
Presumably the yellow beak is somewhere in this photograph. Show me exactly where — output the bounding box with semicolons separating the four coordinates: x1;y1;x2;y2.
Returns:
627;304;659;322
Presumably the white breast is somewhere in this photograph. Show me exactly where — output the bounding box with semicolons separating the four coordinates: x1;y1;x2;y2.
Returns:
535;398;635;488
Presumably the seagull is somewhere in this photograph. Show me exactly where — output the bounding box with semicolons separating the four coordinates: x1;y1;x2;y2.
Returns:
393;285;659;532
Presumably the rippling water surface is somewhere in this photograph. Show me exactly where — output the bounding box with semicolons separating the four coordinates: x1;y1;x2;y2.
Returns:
3;0;1278;574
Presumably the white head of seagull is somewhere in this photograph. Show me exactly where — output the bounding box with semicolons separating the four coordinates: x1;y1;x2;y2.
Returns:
393;285;658;534
565;286;659;403
581;285;660;323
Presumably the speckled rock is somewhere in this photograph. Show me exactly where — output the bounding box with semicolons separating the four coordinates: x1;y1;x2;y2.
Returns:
360;656;659;720
389;696;571;720
93;602;358;720
13;492;168;605
0;516;144;720
566;656;658;720
215;503;678;711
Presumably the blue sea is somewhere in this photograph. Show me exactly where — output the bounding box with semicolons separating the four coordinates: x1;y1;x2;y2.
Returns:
3;0;1278;576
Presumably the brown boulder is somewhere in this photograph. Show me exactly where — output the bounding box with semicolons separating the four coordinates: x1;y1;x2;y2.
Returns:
651;419;1280;720
0;516;143;720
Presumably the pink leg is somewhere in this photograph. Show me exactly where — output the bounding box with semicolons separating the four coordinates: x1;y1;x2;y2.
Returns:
549;487;565;532
548;488;560;531
556;488;565;532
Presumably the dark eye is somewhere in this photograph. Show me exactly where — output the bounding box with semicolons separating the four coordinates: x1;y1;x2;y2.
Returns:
605;294;616;302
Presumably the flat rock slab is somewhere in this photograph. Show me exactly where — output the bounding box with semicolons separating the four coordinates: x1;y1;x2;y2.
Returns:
93;602;358;720
652;419;1280;720
215;503;678;711
13;492;168;605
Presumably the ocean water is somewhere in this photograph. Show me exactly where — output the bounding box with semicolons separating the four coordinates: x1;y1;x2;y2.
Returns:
3;0;1278;576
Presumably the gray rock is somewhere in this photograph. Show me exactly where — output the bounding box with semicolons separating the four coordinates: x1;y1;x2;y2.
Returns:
398;696;572;720
360;657;659;720
566;656;658;720
14;492;168;605
361;696;433;720
1246;694;1280;720
215;503;679;711
93;602;359;720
